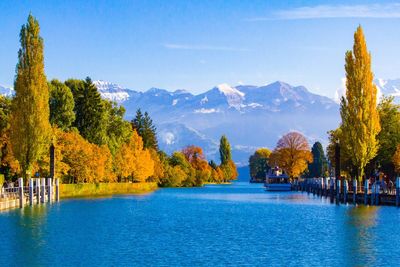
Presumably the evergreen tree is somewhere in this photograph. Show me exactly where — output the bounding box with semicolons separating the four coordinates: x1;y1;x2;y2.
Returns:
307;142;328;178
10;14;51;178
340;26;381;180
131;109;158;150
66;77;108;145
219;135;232;165
49;79;75;131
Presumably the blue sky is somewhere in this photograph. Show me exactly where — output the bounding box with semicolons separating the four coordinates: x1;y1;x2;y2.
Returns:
1;0;400;97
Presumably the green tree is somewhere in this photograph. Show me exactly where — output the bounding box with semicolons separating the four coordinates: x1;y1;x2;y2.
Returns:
49;79;75;130
66;77;108;145
307;142;328;178
219;135;232;165
131;109;158;150
0;96;11;135
249;148;271;182
340;26;380;180
103;101;132;156
10;14;51;178
375;96;400;176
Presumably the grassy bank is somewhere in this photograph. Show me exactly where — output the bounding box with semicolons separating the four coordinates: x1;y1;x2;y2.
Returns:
60;182;158;199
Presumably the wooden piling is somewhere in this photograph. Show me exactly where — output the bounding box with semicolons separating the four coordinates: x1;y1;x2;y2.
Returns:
343;180;348;203
47;178;52;203
18;178;24;208
41;178;46;203
29;178;34;206
364;179;369;205
55;178;60;202
396;177;400;207
353;179;357;205
36;178;41;204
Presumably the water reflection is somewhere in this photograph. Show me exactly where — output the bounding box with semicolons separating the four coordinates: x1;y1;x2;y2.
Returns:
345;206;378;266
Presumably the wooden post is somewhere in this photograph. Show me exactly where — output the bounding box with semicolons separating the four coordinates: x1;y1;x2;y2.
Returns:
47;178;52;203
376;182;380;206
336;179;340;204
330;178;334;203
364;179;369;205
55;178;60;202
396;177;400;207
29;178;34;206
343;180;348;203
18;178;24;208
353;179;357;205
40;178;46;203
36;178;40;204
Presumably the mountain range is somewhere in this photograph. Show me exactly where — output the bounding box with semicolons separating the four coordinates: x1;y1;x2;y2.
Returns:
2;79;400;165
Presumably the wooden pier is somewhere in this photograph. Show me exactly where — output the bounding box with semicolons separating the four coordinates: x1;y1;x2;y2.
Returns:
294;177;400;206
0;178;60;211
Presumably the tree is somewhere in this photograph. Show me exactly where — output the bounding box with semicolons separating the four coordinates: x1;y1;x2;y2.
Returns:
219;135;232;165
104;101;132;156
375;96;400;177
10;14;51;178
340;26;381;181
249;148;271;182
307;142;328;178
182;145;211;186
269;132;313;180
131;109;158;150
66;77;108;145
393;144;400;175
49;79;75;130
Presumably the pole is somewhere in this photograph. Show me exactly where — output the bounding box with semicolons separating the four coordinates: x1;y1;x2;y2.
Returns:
55;178;60;202
364;179;369;205
343;180;348;203
18;177;24;208
336;179;340;205
40;178;45;203
47;178;52;203
36;178;40;204
29;178;34;206
396;177;400;207
353;179;357;205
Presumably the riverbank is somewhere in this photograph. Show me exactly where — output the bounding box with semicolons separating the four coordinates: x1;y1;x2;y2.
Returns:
60;182;158;198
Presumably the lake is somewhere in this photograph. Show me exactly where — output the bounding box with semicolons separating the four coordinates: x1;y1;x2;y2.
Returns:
1;182;400;266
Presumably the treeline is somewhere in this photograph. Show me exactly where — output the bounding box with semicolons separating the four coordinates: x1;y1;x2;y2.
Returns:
249;132;327;182
0;14;238;186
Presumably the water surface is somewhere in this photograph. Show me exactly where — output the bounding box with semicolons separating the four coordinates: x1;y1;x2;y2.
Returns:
1;182;400;266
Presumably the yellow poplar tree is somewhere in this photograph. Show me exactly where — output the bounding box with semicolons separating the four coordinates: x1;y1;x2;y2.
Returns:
10;14;51;178
340;26;380;180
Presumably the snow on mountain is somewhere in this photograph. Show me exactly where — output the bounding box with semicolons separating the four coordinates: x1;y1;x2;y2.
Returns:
93;80;132;103
0;85;14;97
374;79;400;101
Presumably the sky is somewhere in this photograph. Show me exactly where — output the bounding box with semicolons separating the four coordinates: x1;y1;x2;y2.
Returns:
1;0;400;97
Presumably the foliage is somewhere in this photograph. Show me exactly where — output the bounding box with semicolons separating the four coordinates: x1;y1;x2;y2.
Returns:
269;132;313;179
219;135;232;165
104;101;132;156
375;96;400;176
249;148;271;181
48;79;75;130
340;26;380;180
131;109;158;150
114;130;154;182
307;142;328;178
66;77;108;146
56;129;115;183
393;144;400;174
10;14;51;178
0;96;11;135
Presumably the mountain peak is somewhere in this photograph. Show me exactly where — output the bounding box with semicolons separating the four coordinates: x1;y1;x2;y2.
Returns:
215;83;245;98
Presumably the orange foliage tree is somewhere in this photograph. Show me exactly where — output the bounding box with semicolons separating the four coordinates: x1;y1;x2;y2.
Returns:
114;130;154;182
269;132;313;180
393;144;400;174
182;145;211;186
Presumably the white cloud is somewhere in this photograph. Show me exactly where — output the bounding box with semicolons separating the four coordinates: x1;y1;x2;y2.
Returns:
163;43;250;52
246;3;400;21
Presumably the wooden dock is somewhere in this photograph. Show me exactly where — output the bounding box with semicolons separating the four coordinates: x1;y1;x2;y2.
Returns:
294;177;400;206
0;178;60;211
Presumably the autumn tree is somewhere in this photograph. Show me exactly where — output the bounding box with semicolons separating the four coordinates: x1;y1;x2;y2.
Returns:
49;79;75;130
249;148;271;182
307;142;328;178
340;26;380;181
10;14;51;178
269;132;312;180
393;144;400;175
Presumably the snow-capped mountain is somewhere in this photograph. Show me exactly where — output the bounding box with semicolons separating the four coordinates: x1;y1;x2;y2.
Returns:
0;85;14;97
93;80;133;103
375;79;400;102
93;80;340;165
